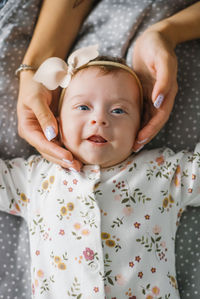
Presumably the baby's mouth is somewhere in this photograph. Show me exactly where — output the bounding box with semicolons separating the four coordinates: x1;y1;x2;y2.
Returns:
87;135;108;143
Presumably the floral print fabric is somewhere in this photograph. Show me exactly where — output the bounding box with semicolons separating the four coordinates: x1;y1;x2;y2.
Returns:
0;145;200;299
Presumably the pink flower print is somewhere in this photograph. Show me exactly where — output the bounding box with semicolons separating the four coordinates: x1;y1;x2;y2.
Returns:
10;210;18;215
93;287;99;293
43;232;49;240
37;269;44;278
156;155;164;165
134;222;141;229
161;241;166;248
63;180;68;185
188;188;193;193
81;228;90;236
68;187;73;192
74;222;81;230
145;214;150;220
116;274;126;285
152;286;160;295
135;256;141;263
59;229;65;236
192;174;196;180
123;206;133;216
151;267;156;273
83;248;94;261
73;179;78;185
129;261;134;268
114;194;121;201
35;250;40;256
138;271;143;279
91;169;99;173
105;285;111;294
32;284;35;295
146;295;153;299
153;225;161;234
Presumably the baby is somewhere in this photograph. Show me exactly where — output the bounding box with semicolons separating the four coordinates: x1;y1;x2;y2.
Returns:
0;45;200;299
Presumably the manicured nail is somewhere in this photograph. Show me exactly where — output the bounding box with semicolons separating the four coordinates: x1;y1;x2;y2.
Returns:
69;167;79;173
137;138;148;144
135;145;144;153
45;126;56;141
62;159;73;164
154;94;164;109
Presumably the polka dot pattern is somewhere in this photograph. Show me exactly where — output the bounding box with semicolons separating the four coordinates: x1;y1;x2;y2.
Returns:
0;0;199;298
0;0;41;298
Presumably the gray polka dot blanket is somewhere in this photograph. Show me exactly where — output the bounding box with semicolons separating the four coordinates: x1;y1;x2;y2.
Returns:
0;0;199;298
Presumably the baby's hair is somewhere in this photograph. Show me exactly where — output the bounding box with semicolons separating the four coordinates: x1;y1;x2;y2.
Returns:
59;56;143;112
82;55;127;75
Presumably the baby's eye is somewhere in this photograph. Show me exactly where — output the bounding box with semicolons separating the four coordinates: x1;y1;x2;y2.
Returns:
111;108;125;114
77;105;90;111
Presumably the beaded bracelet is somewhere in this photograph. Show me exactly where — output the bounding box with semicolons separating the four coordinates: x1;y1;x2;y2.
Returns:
15;64;36;77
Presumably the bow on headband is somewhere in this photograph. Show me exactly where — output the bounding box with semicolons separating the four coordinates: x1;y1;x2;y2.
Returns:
33;44;99;90
34;44;143;112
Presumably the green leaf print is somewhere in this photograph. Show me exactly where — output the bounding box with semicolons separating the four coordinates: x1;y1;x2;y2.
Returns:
131;188;151;204
67;277;82;298
188;151;200;167
111;217;124;228
137;234;165;255
146;158;179;181
108;277;114;285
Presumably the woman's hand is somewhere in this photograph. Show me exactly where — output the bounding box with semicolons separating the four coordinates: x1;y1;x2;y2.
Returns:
17;71;82;171
132;28;178;152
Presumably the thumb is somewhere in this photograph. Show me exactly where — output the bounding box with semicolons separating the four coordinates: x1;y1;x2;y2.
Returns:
32;98;58;141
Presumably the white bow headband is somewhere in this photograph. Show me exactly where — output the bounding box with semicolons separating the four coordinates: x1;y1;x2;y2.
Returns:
33;44;143;109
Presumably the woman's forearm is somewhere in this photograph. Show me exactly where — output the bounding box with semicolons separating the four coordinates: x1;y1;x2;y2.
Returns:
147;2;200;48
22;0;93;68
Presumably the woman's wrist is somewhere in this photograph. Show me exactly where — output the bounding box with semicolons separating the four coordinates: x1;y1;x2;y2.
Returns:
146;2;200;48
145;20;178;49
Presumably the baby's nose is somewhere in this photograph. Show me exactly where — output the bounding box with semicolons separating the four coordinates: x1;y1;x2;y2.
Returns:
91;119;107;126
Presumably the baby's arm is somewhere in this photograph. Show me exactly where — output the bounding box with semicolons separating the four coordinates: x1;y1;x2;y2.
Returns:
172;143;200;209
0;157;36;218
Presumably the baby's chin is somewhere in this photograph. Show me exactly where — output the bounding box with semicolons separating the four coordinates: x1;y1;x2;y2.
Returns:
76;153;132;168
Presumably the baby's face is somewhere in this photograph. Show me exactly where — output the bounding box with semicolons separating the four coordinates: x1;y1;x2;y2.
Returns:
59;67;141;167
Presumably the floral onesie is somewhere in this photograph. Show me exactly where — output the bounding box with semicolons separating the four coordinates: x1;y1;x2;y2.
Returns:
0;145;200;299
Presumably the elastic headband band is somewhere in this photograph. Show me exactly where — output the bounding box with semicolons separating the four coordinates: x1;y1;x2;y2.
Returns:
58;60;143;112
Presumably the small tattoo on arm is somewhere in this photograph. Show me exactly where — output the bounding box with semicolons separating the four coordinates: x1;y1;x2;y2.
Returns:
73;0;85;8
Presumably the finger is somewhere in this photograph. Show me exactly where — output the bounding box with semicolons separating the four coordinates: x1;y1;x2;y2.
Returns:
133;112;166;152
31;98;58;141
22;127;74;161
133;86;177;151
41;152;82;171
152;55;177;109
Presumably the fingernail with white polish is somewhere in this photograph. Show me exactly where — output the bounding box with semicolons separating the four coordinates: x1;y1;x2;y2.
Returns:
69;167;79;173
62;159;73;164
154;94;164;109
137;138;148;144
45;126;56;141
135;145;144;153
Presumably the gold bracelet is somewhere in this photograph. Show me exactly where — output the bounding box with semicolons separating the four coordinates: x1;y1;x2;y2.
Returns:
15;64;36;77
